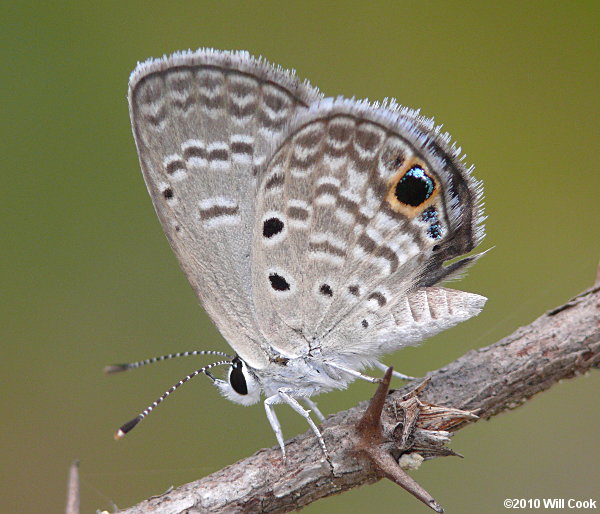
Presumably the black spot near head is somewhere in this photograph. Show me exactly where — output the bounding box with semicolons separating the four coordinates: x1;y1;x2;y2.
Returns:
269;273;290;291
162;188;174;199
349;285;360;296
319;284;333;297
263;217;284;238
395;166;435;207
432;244;440;252
229;357;248;395
361;319;369;328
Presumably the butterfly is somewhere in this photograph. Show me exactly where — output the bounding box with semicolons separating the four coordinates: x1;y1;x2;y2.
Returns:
107;48;486;460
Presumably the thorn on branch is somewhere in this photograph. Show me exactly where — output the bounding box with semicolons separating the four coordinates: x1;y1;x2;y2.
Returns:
353;368;479;512
66;459;80;514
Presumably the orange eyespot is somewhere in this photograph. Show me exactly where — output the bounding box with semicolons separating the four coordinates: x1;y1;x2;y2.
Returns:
386;158;438;218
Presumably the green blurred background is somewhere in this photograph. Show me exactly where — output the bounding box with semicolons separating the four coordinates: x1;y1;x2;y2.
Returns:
3;2;598;513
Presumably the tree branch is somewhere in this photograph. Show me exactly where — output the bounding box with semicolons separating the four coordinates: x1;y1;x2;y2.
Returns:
118;281;600;513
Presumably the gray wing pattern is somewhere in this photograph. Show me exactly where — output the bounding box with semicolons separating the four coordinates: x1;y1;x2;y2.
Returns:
251;99;485;360
128;49;322;368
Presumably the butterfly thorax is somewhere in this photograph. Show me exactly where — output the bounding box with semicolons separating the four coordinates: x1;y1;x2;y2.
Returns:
252;351;362;399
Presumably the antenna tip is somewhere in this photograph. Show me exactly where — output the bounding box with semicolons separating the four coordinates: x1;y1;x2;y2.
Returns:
104;364;129;374
114;416;142;440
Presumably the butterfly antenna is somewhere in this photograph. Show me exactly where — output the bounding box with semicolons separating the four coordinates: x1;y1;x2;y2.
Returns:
104;350;232;374
114;359;231;439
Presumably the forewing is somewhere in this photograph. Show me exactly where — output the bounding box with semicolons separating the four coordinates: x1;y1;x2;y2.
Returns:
128;49;322;368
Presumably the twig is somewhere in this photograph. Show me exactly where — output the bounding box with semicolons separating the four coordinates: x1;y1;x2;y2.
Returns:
66;460;80;514
116;281;600;513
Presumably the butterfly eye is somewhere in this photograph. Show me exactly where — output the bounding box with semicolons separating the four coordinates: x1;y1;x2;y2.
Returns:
394;166;436;207
229;357;248;395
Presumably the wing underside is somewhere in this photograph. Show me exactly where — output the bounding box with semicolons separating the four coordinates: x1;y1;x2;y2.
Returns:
128;49;322;368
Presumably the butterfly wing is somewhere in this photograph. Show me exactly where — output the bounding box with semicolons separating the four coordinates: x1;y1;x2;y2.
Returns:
128;49;322;368
251;98;485;361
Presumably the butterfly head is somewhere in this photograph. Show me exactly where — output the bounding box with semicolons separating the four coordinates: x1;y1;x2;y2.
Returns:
213;356;262;406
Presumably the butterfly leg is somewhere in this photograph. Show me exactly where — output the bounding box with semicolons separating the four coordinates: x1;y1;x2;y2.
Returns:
264;395;288;461
265;389;330;462
373;361;416;381
277;388;330;462
324;361;381;383
302;397;326;422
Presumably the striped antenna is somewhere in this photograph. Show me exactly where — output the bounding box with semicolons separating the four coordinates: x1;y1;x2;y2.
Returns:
114;359;231;439
104;350;233;374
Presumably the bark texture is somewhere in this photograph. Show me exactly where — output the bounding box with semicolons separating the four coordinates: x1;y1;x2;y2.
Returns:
118;283;600;513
